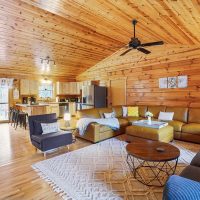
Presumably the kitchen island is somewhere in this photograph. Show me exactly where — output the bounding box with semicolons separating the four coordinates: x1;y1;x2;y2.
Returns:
16;102;76;117
16;104;50;116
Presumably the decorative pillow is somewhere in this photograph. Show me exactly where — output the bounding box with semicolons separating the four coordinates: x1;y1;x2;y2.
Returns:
128;106;139;117
41;122;60;134
158;112;174;121
33;119;57;135
104;112;115;119
122;106;128;117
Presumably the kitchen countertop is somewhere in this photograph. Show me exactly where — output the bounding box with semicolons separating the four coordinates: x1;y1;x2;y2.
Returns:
16;103;50;107
16;102;77;107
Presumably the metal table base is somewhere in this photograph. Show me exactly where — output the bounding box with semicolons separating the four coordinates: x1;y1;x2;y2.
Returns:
126;154;179;187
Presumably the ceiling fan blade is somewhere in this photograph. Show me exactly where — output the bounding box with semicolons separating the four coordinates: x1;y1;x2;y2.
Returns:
141;41;164;47
120;48;132;56
137;47;151;54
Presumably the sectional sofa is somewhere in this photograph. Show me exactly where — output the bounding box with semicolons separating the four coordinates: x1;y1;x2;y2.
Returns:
76;105;200;144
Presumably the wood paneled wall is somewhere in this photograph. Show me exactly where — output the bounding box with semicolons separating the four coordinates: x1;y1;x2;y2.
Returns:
77;45;200;107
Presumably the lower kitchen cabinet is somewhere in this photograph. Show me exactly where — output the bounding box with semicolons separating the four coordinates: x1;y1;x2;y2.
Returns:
46;104;59;118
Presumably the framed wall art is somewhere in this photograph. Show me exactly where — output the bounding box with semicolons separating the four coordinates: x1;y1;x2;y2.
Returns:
178;75;188;88
168;77;177;88
159;78;168;88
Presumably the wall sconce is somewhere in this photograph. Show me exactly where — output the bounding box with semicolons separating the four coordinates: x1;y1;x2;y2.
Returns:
40;56;56;72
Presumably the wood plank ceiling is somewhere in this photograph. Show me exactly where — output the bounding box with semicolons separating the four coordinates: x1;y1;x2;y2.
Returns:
0;0;199;81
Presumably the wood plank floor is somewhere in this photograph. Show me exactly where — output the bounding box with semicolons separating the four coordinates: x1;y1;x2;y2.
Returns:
0;123;199;200
0;123;92;200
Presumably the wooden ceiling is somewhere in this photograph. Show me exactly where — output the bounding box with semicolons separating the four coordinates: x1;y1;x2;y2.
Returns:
0;0;199;81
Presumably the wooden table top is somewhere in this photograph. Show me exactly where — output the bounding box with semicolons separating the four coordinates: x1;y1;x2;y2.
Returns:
126;138;180;162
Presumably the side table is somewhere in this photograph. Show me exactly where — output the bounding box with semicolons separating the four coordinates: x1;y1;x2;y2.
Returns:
60;126;77;143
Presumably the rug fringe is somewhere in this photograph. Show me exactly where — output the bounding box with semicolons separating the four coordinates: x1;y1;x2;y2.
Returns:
32;166;73;200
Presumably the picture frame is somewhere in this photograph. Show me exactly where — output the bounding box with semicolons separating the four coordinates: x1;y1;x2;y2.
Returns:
178;75;188;88
159;78;168;88
168;77;177;88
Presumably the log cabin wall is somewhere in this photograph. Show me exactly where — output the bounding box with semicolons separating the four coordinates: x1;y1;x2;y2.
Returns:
77;46;200;107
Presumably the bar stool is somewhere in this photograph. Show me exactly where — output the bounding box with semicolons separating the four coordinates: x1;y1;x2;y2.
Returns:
11;109;18;127
15;111;28;130
9;107;14;124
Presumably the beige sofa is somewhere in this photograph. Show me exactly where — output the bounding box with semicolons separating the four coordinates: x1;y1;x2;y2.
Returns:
76;105;200;144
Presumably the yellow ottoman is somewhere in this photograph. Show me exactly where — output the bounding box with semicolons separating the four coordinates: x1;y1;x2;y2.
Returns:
126;125;174;143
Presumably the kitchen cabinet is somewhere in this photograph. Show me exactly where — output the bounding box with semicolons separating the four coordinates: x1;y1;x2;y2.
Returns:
20;79;38;95
46;104;59;118
29;80;39;95
69;82;77;94
20;79;29;95
56;82;81;95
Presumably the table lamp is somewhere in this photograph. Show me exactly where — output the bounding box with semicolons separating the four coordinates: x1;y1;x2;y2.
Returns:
64;113;71;127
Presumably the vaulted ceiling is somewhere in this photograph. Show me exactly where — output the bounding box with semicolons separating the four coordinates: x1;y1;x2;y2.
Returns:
0;0;199;81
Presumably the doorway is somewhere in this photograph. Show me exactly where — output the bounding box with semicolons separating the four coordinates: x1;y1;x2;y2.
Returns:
0;87;9;122
110;79;126;106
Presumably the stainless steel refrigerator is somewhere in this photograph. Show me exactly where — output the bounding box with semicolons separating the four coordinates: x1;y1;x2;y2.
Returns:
82;85;107;109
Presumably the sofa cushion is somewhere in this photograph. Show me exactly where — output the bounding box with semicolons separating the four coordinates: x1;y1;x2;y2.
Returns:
99;125;112;132
33;119;57;135
98;108;113;118
147;106;166;118
138;105;147;118
127;106;139;117
31;131;72;151
182;123;200;134
122;106;128;117
166;107;188;123
104;112;115;119
190;152;200;167
112;105;123;118
180;165;200;182
31;131;71;143
41;122;60;134
188;108;200;123
168;120;185;132
76;109;100;119
158;111;174;121
118;118;129;127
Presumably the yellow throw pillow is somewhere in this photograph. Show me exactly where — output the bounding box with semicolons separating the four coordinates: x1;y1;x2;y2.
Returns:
128;106;139;117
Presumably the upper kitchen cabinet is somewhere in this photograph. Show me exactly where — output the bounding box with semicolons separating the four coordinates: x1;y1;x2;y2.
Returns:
20;79;39;95
56;82;81;95
29;80;39;95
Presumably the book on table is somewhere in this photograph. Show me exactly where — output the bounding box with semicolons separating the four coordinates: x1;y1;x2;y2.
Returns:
132;120;168;129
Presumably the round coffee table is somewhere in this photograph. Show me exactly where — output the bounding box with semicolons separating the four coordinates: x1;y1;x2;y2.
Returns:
126;138;180;187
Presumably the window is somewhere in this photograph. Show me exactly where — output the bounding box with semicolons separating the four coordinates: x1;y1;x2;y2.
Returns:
39;83;53;98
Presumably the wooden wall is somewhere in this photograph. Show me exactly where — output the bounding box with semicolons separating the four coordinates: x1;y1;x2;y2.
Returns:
77;45;200;107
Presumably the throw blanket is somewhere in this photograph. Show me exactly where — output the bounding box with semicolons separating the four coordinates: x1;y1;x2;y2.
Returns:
76;118;120;136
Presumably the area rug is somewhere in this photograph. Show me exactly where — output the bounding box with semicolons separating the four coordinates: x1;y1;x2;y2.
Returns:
32;138;196;200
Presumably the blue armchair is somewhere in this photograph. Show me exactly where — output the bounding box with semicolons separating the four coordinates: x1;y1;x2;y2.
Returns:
28;113;72;155
163;151;200;200
163;175;200;200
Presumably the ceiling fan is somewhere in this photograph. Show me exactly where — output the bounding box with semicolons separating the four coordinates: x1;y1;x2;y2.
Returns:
120;19;164;56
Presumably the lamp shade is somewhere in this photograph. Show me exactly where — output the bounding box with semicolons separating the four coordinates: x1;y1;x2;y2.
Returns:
64;113;71;121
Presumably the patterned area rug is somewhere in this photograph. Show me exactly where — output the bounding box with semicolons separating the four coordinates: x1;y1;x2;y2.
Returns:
32;138;196;200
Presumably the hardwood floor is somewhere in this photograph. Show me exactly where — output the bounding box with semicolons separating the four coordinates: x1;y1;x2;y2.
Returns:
0;123;91;200
0;123;199;200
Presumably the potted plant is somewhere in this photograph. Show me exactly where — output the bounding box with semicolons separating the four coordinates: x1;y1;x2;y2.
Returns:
145;111;153;125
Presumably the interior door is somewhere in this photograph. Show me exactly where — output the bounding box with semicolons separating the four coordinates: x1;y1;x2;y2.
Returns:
0;87;9;122
110;79;126;106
